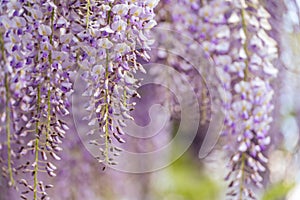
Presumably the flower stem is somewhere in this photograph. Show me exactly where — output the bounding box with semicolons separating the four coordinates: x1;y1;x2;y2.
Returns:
5;73;14;186
240;7;250;81
33;84;41;200
104;50;110;164
239;4;250;199
201;78;208;125
239;153;246;200
123;90;127;107
50;9;55;45
102;4;112;165
2;33;14;186
47;8;54;143
0;34;5;62
46;89;51;142
86;0;91;29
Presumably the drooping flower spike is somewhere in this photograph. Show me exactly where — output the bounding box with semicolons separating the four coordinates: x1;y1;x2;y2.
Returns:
221;1;278;199
155;0;278;199
1;1;73;199
66;0;159;167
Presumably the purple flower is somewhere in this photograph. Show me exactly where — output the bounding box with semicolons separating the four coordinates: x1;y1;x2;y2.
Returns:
66;0;159;167
156;0;278;198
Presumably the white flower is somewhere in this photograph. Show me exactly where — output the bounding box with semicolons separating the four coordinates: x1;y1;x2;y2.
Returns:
234;81;250;94
238;141;248;152
215;26;231;38
111;20;127;32
250;35;263;49
130;5;143;17
114;43;130;54
249;15;260;29
218;88;232;105
260;18;271;30
250;53;262;65
228;12;240;24
38;24;52;36
263;60;278;76
232;100;252;113
215;40;230;53
98;38;113;49
112;4;129;16
228;61;246;78
99;25;114;33
214;55;232;66
257;29;277;47
13;16;26;28
257;6;271;18
216;68;231;88
92;65;105;75
202;41;215;53
143;19;157;29
145;0;160;9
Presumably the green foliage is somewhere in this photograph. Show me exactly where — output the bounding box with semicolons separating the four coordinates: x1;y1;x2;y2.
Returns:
263;182;295;200
160;154;221;200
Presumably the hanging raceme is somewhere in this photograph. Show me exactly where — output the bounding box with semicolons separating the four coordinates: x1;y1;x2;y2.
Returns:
68;0;159;167
152;0;212;123
155;0;278;199
219;1;277;199
1;1;73;199
0;0;29;190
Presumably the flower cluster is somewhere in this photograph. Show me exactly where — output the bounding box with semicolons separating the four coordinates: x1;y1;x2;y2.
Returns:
151;0;212;124
0;1;28;189
1;1;73;199
221;1;278;199
156;0;278;199
67;0;159;166
1;0;159;198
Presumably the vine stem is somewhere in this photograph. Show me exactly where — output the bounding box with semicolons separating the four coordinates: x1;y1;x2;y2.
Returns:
104;50;110;164
239;3;250;199
34;7;54;194
239;1;250;200
1;33;14;186
46;89;51;142
241;6;250;81
5;73;14;186
200;69;208;125
47;8;55;143
33;84;41;200
86;0;90;29
49;9;55;45
103;3;112;165
239;153;246;200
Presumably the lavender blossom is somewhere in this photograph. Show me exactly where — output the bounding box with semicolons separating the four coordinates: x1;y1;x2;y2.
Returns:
157;0;278;198
215;1;278;199
1;0;159;198
0;0;28;189
1;1;73;199
152;0;211;124
68;0;159;167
